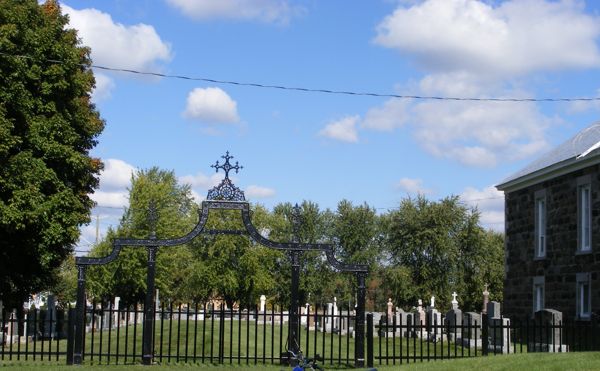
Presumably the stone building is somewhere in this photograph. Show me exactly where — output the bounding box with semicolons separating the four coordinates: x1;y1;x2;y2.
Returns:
496;122;600;320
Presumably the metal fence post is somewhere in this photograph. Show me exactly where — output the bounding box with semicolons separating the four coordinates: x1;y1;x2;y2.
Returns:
366;313;373;368
66;307;76;365
73;265;87;365
482;313;489;356
142;246;157;365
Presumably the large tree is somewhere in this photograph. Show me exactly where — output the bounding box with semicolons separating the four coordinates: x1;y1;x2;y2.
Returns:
383;196;504;311
87;168;196;305
0;0;104;307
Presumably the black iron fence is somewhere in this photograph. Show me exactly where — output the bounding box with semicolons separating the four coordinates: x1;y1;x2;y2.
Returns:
367;312;600;367
2;306;600;367
0;307;72;362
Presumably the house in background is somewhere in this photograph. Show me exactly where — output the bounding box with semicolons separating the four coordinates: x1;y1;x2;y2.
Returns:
497;122;600;320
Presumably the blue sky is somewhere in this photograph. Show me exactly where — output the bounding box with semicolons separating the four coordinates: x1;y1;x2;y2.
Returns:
62;0;600;252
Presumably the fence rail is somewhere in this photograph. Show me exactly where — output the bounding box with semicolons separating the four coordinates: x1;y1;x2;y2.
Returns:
2;306;599;367
368;313;600;367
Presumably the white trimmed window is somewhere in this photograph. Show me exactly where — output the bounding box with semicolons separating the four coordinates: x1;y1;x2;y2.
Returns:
578;177;592;252
576;273;591;319
535;190;547;258
533;276;545;313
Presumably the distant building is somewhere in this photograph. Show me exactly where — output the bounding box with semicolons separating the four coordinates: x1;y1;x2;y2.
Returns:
496;122;600;320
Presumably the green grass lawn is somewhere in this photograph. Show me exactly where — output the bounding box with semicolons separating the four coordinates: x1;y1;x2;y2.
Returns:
2;352;600;370
1;318;357;366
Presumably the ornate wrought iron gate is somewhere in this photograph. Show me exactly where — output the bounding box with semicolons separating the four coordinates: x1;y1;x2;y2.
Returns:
71;152;368;366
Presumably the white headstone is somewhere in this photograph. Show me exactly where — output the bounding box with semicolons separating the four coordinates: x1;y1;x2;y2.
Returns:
114;297;121;326
451;292;459;310
259;295;266;312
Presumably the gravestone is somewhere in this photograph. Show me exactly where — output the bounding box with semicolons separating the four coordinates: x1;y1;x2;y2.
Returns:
482;284;489;314
445;308;462;341
530;309;567;352
44;295;57;338
395;307;408;337
426;302;442;342
387;298;393;323
416;299;426;327
155;289;160;312
301;303;309;325
113;297;121;327
461;312;482;348
260;295;266;312
486;301;510;353
451;292;459;310
333;297;339;331
6;310;18;343
371;312;382;337
487;301;501;320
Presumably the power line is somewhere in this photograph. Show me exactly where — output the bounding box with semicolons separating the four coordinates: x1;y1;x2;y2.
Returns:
1;51;599;103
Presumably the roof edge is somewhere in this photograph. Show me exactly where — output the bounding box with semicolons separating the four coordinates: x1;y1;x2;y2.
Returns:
496;152;600;193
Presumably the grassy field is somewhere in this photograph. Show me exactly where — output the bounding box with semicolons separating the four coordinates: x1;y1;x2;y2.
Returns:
2;352;600;370
1;318;358;366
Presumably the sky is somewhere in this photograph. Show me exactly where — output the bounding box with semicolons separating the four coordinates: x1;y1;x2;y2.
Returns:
60;0;600;253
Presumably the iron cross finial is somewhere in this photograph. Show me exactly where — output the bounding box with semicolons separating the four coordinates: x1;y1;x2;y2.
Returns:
147;200;158;239
211;151;243;180
291;203;302;242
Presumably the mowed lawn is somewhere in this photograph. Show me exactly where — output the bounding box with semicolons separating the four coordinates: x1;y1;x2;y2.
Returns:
2;352;600;370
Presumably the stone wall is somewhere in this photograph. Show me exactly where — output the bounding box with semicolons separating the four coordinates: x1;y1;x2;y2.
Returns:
504;164;600;320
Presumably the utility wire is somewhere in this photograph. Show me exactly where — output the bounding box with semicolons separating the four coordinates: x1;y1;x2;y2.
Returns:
1;51;600;103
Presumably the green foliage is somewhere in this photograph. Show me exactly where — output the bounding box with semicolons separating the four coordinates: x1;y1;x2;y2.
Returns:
383;196;504;311
87;168;196;305
84;170;503;313
0;0;104;307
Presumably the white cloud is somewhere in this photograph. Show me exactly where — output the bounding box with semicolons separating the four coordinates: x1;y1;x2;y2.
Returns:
91;73;115;102
411;91;551;167
460;185;505;231
567;88;600;113
183;87;240;124
318;116;359;143
98;159;137;190
245;185;276;198
395;178;432;195
89;159;137;208
374;0;600;77
179;171;223;189
90;190;129;208
63;5;172;71
362;98;410;131
166;0;300;24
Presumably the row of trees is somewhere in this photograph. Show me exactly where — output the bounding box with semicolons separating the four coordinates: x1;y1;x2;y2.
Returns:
66;168;504;313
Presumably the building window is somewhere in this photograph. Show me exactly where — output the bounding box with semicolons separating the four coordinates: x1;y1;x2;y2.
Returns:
578;177;592;252
533;276;545;313
535;189;547;258
576;273;591;319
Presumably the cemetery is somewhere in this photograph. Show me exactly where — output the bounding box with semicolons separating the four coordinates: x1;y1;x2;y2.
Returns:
1;154;599;369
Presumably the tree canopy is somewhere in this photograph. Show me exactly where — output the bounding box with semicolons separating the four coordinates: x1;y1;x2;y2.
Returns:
0;0;104;307
85;170;504;314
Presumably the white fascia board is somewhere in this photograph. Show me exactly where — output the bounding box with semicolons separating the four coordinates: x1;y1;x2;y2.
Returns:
496;153;600;193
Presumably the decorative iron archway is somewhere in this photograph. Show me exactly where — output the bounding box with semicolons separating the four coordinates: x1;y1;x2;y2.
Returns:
72;152;368;366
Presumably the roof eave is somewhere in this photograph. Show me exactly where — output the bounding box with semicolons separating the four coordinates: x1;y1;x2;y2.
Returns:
496;152;600;193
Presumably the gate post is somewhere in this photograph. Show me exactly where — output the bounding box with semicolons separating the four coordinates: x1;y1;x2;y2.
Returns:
354;272;366;368
288;250;301;355
73;265;87;365
142;245;157;365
